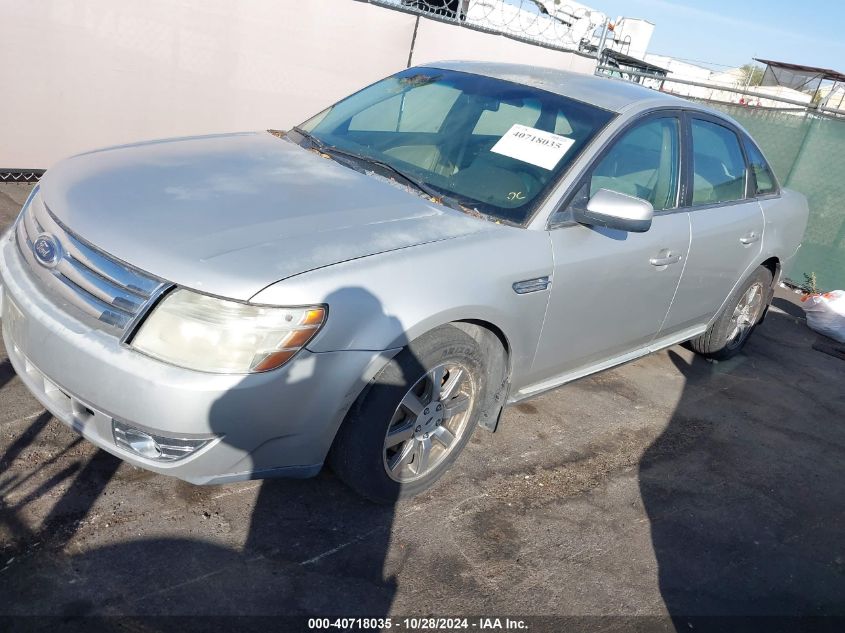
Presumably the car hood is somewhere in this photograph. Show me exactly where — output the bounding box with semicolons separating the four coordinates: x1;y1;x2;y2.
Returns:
39;131;492;300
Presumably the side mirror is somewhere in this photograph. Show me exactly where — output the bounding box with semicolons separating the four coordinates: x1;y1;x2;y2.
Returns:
573;188;653;233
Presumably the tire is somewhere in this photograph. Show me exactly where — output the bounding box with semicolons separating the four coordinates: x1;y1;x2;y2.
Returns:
687;266;773;361
328;324;488;503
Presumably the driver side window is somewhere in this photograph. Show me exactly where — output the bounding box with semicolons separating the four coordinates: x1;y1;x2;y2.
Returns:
564;116;681;219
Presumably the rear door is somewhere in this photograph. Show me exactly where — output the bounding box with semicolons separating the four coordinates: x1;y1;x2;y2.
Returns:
657;113;765;339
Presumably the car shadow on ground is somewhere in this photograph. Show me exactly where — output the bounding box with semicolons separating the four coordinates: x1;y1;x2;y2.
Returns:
0;288;421;627
1;460;396;629
771;295;806;319
1;300;844;629
639;310;845;629
0;359;16;393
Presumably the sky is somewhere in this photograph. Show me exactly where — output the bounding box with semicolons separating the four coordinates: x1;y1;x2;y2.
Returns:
589;0;845;70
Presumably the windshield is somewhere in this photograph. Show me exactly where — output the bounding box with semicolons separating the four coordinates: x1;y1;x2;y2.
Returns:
295;67;614;224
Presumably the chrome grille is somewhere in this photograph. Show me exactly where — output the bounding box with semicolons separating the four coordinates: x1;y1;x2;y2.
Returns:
15;190;168;334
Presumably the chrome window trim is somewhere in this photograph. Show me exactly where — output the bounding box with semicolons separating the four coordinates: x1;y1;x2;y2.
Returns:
741;133;782;198
684;111;750;208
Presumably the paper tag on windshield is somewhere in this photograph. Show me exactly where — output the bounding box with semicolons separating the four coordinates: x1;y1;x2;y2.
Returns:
490;124;575;170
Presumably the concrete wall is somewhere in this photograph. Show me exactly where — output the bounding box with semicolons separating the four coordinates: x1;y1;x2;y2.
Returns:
0;0;596;169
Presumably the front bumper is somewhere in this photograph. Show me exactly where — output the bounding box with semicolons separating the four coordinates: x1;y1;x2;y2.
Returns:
0;232;396;484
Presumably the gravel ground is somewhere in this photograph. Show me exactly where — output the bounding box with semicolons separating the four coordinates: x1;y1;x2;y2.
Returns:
0;182;843;629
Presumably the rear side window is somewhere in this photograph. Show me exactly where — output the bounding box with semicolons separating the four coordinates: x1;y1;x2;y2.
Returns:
690;119;747;206
744;140;777;195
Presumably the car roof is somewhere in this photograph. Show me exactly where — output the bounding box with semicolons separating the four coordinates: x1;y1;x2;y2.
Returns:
423;60;690;114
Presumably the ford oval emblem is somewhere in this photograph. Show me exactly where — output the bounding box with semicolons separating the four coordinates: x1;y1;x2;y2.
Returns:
33;234;61;268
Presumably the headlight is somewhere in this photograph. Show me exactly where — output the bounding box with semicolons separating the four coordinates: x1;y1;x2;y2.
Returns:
131;289;326;373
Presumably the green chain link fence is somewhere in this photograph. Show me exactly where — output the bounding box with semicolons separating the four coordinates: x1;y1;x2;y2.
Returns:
698;102;845;291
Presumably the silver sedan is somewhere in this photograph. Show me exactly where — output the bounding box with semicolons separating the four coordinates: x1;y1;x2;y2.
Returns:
0;61;808;501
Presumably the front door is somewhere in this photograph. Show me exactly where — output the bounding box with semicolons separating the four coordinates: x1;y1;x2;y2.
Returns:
526;114;691;392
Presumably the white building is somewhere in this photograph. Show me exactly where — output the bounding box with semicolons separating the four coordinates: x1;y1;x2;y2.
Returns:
818;84;845;110
643;54;714;83
644;54;812;108
606;17;654;60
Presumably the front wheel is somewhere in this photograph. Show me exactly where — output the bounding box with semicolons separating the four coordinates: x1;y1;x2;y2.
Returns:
329;325;488;503
687;266;773;360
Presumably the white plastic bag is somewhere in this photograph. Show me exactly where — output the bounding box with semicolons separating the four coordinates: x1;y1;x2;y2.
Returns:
801;290;845;343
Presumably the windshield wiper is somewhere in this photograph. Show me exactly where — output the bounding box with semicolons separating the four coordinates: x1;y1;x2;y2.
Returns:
290;126;332;152
325;146;445;202
290;127;496;220
291;128;451;202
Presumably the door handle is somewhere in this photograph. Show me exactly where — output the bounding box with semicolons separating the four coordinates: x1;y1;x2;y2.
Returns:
649;252;683;266
740;231;760;245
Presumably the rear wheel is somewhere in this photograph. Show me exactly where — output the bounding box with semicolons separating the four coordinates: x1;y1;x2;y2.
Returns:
329;325;487;503
688;266;773;360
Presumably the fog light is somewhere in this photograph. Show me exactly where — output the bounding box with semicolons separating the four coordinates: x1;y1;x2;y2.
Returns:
112;420;216;462
121;427;162;459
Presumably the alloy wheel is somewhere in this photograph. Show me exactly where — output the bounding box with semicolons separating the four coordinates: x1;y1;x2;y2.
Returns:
726;282;765;349
383;362;476;483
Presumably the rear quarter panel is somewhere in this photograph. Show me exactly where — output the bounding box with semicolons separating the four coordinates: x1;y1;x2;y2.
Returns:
759;188;810;281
